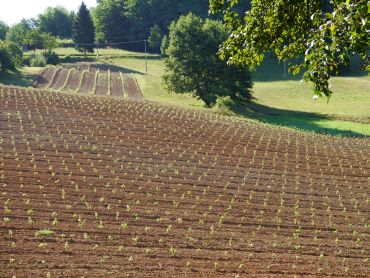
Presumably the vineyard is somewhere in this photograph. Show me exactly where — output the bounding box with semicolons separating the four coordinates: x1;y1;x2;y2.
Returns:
0;86;369;277
34;64;143;99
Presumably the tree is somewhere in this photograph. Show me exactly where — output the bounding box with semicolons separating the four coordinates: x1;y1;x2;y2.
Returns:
0;20;8;40
209;0;368;98
72;2;95;55
6;19;32;46
37;6;73;38
163;13;252;107
92;0;129;43
148;25;163;52
92;0;212;47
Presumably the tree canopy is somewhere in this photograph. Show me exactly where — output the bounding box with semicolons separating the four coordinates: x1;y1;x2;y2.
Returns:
5;19;32;46
0;20;8;40
92;0;129;43
210;0;368;98
73;2;95;54
163;13;252;107
37;6;73;38
92;0;211;51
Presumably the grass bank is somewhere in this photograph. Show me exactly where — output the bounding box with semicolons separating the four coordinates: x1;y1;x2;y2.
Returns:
6;47;370;137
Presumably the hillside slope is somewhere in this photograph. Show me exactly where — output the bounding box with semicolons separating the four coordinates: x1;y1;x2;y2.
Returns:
0;86;369;277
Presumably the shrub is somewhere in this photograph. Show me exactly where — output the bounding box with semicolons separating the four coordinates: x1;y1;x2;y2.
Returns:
43;51;59;65
0;44;14;71
214;96;235;116
0;40;22;71
29;54;47;67
216;96;234;109
4;41;22;66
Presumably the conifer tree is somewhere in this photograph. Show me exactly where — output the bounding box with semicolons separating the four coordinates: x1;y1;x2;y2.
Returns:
72;2;95;56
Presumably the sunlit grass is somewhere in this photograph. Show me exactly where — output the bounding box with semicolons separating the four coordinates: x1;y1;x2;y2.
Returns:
4;47;370;137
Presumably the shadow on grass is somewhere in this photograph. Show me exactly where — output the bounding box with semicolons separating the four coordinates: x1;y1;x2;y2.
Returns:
231;101;367;137
0;69;38;87
60;53;161;62
253;55;367;82
94;62;144;74
60;56;96;63
61;62;144;75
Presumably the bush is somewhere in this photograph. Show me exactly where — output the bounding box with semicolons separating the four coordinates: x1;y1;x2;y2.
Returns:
216;96;234;109
0;43;14;71
0;40;22;71
5;41;22;66
29;54;46;67
0;40;23;71
213;96;235;116
43;51;59;65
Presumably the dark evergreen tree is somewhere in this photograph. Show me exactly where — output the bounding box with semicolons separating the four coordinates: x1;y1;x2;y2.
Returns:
72;2;95;55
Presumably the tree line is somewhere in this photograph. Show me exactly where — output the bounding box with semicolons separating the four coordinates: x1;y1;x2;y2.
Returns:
1;0;367;104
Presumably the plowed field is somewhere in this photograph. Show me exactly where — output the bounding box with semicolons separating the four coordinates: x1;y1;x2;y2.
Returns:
34;64;142;99
0;86;369;277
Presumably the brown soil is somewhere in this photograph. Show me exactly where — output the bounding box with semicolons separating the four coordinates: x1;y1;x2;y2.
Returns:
34;63;142;100
0;86;369;277
110;72;124;97
78;72;95;94
95;71;108;96
34;67;56;89
123;74;142;100
49;69;69;91
64;70;81;92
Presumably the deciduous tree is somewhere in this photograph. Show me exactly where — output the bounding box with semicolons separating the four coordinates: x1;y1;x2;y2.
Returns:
163;13;252;107
209;0;368;98
37;6;73;38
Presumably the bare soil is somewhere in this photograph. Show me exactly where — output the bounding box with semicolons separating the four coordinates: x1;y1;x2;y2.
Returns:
110;72;124;97
34;64;142;99
0;86;369;277
34;67;56;89
64;69;81;92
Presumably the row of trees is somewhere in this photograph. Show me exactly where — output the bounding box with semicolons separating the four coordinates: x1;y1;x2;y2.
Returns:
92;0;252;51
1;7;74;41
0;3;94;71
1;0;367;102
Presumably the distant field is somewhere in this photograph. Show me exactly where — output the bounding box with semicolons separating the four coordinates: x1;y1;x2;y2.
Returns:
34;63;142;99
5;47;370;136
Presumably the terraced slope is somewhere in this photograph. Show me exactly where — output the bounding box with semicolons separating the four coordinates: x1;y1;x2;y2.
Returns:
0;86;369;277
34;64;142;99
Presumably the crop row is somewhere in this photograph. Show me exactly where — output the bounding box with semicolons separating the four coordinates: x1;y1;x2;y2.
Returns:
34;64;142;99
0;86;369;277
